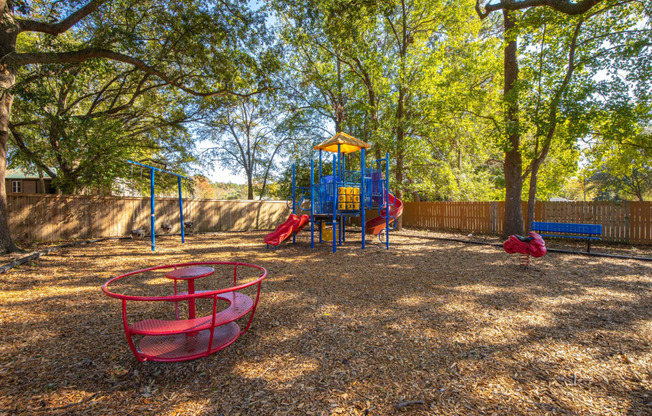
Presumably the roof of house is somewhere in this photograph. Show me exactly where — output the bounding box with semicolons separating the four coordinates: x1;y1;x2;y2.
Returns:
5;169;52;180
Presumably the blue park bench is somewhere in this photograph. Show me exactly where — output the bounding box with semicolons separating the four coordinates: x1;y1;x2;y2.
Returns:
531;222;603;253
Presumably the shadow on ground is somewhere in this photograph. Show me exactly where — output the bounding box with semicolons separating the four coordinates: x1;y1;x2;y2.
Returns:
0;232;650;415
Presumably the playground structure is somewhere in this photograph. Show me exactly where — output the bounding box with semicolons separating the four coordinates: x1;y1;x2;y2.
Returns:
264;132;403;252
126;160;192;251
503;231;547;266
101;261;267;362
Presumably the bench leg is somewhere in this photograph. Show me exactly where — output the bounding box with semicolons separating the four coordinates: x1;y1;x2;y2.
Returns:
587;240;591;253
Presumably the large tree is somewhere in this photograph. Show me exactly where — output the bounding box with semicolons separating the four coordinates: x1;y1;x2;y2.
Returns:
9;60;198;194
0;0;271;253
275;0;493;205
476;0;613;237
200;94;303;200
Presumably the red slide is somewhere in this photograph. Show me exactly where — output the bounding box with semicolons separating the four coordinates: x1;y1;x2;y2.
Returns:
264;214;310;246
365;194;403;235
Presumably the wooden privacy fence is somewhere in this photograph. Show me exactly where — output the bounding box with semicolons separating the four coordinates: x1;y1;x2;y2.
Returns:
7;194;290;243
7;195;652;245
402;201;652;244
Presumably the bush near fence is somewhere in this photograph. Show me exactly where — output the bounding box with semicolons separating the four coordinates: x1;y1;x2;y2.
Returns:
7;195;652;245
7;194;290;243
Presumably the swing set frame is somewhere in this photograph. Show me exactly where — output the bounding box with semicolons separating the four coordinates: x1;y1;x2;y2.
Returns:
126;159;192;251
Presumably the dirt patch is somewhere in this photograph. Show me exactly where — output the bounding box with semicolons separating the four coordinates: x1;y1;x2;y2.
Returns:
1;231;650;415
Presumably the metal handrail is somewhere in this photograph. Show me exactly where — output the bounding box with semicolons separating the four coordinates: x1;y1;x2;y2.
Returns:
387;191;397;207
102;261;267;302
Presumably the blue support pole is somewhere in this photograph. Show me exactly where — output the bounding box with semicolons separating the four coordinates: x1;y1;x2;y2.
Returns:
332;154;337;253
292;163;296;245
342;151;346;243
319;150;323;243
361;148;366;249
385;151;390;250
150;169;155;251
337;145;341;182
178;176;185;243
310;159;315;249
318;149;323;244
337;145;342;246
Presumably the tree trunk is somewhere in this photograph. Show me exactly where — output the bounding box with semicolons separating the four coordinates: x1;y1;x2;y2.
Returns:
394;87;405;231
38;168;45;193
335;58;345;133
0;1;19;253
501;10;524;239
0;88;19;253
526;20;581;233
525;163;540;233
247;173;254;200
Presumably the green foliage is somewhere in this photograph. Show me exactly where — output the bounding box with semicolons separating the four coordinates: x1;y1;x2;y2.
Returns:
10;60;196;194
271;0;505;201
211;182;248;200
584;131;652;201
10;0;652;205
8;0;276;195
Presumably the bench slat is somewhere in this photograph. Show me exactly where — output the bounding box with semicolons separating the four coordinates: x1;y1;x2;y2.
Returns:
130;292;254;336
538;234;601;240
532;221;602;236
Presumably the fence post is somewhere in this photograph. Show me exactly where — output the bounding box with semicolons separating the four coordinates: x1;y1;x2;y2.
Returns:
490;201;497;234
625;201;631;244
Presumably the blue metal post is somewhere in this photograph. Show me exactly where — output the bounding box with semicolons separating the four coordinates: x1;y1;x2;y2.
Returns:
361;148;366;249
385;152;390;250
310;159;315;249
337;145;341;182
150;168;155;251
332;154;337;253
341;149;346;244
337;145;342;246
292;163;296;244
319;150;323;243
178;176;185;243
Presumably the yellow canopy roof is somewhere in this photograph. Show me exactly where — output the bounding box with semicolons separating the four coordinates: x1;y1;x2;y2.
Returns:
313;132;371;154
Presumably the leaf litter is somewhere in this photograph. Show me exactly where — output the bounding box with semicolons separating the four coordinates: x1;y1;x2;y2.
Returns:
0;231;650;415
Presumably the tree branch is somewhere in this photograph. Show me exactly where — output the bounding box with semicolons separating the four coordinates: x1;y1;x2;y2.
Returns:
17;0;109;34
8;125;58;179
7;48;253;98
475;0;604;19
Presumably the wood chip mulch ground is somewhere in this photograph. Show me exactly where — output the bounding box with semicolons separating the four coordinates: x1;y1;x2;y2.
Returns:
1;231;651;415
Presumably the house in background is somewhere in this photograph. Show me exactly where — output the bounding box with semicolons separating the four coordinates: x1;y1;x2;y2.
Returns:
5;169;55;194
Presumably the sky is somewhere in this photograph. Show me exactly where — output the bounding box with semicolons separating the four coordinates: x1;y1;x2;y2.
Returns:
203;164;246;184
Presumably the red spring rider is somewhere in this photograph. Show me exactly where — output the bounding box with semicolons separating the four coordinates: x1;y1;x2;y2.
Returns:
503;231;547;266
